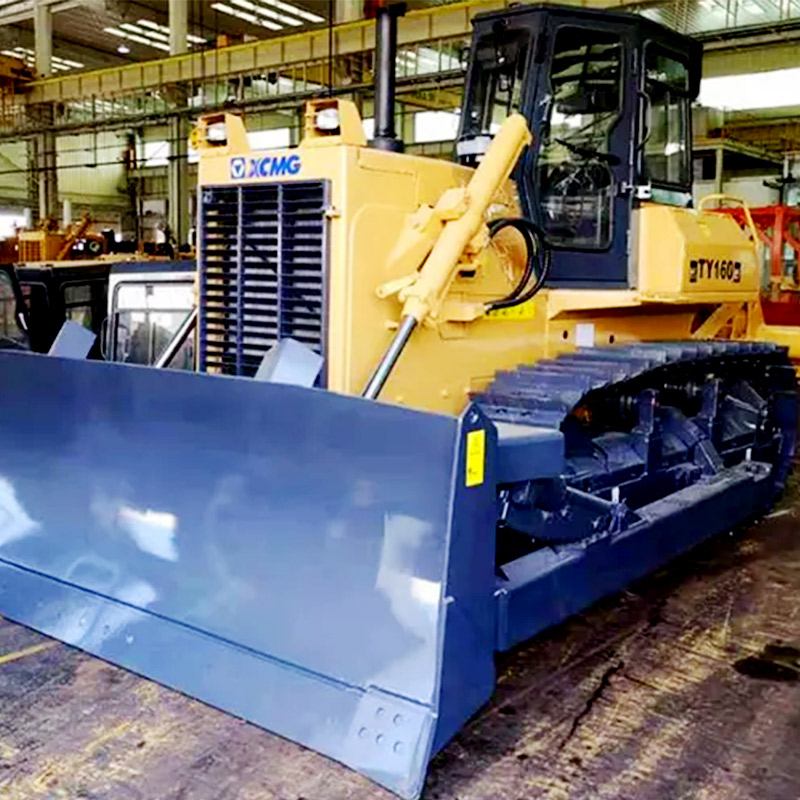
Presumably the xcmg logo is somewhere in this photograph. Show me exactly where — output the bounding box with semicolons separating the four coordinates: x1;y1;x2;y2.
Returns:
230;154;301;180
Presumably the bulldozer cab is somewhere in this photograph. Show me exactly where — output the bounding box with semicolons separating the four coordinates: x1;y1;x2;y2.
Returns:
457;4;702;287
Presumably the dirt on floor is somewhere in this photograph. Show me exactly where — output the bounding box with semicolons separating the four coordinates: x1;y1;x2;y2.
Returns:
2;478;800;800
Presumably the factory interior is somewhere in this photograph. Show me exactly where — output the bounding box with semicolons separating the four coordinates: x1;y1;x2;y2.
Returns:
4;0;800;798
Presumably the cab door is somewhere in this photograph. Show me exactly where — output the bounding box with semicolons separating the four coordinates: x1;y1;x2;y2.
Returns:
520;19;636;287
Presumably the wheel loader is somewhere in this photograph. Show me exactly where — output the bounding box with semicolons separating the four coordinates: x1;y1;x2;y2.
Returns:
0;4;798;799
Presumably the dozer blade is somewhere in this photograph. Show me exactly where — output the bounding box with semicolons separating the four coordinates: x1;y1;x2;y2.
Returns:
0;352;498;799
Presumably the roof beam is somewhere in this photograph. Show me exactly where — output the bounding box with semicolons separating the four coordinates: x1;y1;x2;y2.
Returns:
21;0;658;105
0;0;80;26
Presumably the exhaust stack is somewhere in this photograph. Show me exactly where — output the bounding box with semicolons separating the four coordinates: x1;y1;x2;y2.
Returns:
371;2;405;152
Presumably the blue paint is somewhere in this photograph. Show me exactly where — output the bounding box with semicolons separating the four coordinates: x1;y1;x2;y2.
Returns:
0;339;793;798
0;351;495;800
230;154;301;179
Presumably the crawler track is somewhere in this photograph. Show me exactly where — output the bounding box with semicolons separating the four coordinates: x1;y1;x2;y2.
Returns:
475;341;798;548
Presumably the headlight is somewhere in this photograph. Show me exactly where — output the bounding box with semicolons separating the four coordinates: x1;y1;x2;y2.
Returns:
206;121;227;144
315;107;340;132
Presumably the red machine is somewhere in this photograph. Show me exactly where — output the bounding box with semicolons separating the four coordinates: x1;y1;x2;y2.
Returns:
713;203;800;324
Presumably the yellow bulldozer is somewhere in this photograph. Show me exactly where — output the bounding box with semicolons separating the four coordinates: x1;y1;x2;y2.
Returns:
0;4;798;798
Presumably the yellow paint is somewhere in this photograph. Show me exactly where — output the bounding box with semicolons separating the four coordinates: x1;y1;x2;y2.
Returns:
197;107;545;413
84;721;135;754
196;104;800;418
0;740;18;759
394;113;531;326
486;298;537;320
0;641;56;666
636;203;760;300
301;98;367;149
465;429;486;488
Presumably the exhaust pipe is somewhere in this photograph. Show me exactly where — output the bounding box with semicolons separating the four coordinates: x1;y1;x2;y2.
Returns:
371;2;405;152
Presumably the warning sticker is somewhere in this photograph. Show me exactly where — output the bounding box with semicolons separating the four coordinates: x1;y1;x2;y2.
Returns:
485;299;536;320
465;429;486;488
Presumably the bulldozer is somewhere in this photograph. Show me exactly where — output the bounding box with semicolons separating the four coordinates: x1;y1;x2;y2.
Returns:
0;4;798;798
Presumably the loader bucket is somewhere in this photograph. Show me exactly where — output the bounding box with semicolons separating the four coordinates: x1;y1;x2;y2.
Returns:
0;352;497;799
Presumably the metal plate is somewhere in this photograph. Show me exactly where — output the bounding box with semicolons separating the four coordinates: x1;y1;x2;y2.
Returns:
0;352;496;798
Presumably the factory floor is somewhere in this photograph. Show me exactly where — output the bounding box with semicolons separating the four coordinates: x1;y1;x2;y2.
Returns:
2;482;800;800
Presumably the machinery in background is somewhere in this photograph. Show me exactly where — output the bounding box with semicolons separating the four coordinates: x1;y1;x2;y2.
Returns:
10;259;195;361
103;260;195;368
17;214;108;262
0;53;32;90
712;202;800;325
0;5;799;799
15;260;110;355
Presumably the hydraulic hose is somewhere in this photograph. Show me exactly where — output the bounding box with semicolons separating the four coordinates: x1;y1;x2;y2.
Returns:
485;218;551;312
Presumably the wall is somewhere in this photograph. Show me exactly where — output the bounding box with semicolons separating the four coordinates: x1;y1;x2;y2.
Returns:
0;140;28;207
694;177;781;207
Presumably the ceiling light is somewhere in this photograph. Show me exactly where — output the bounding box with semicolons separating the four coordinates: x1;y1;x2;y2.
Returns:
137;18;170;34
2;47;83;71
104;27;170;51
137;19;206;46
120;22;169;42
211;2;282;30
117;44;131;53
261;0;324;23
231;0;301;25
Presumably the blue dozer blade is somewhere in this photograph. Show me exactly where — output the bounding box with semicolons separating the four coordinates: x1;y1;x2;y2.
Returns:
0;348;791;798
0;351;497;799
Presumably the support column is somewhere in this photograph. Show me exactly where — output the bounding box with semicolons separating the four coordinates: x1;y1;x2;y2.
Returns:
167;114;190;251
167;0;189;250
714;146;724;196
33;0;52;77
168;0;188;56
27;138;39;222
334;0;362;23
32;1;57;221
37;129;58;222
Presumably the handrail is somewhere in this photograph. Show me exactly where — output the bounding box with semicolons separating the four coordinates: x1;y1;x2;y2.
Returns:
154;307;197;369
698;193;760;245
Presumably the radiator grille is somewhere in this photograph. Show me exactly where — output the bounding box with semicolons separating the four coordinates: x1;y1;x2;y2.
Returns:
199;181;328;377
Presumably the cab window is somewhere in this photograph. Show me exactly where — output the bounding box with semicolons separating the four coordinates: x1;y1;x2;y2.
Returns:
642;47;691;188
63;280;107;333
460;28;532;140
537;27;623;250
111;280;195;368
0;269;27;348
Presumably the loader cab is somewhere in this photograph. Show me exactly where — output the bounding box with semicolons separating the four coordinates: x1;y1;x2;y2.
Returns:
104;260;195;368
457;4;702;287
15;262;109;355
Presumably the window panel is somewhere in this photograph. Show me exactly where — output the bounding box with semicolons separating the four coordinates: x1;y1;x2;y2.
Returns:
537;27;622;250
643;48;691;188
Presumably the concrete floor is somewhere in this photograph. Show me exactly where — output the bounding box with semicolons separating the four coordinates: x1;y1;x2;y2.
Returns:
1;480;800;800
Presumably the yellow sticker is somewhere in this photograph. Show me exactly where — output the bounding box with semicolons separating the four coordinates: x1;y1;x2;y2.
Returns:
485;299;536;321
465;429;486;488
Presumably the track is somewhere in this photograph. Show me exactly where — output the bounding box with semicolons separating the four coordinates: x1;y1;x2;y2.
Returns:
475;341;798;556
